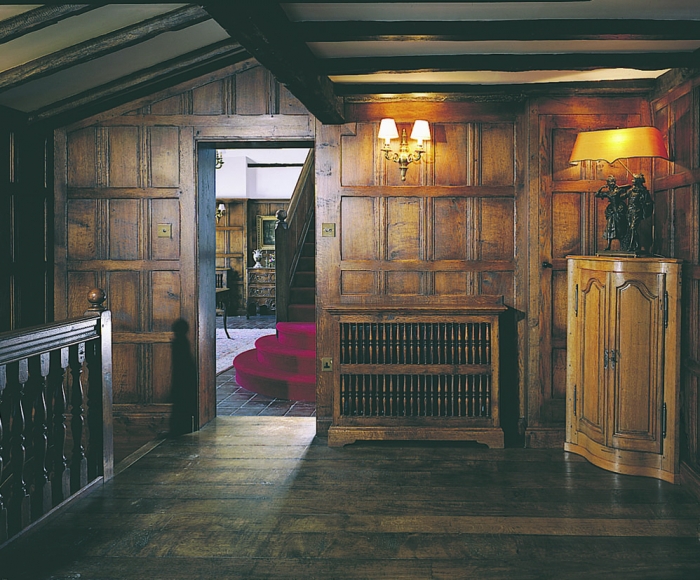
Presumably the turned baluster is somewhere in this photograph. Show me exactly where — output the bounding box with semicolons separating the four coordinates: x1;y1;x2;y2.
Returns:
0;365;8;542
29;353;52;520
69;342;87;493
49;347;70;504
8;360;30;534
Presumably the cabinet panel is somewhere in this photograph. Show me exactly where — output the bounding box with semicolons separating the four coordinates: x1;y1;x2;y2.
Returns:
610;273;664;453
577;268;607;445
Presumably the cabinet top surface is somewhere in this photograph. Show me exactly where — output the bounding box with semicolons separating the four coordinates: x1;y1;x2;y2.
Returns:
567;255;683;264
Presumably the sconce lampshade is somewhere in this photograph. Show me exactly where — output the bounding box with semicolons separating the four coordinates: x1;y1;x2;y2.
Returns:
410;120;431;144
378;118;399;143
569;126;669;163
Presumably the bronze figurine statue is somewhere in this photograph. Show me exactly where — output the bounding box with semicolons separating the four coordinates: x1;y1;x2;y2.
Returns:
621;173;654;253
595;175;628;251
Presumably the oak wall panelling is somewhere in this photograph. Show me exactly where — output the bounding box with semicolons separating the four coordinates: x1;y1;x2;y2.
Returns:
316;101;528;443
54;61;314;462
652;74;700;496
0;111;53;332
527;96;651;448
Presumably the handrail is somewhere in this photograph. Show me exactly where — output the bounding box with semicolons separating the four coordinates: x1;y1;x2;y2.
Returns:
275;148;315;322
0;289;113;544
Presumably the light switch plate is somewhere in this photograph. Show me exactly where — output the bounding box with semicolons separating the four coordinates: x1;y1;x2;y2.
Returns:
157;223;172;238
321;223;336;237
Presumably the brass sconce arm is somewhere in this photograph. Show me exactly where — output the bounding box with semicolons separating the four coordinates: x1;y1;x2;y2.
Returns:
381;129;426;181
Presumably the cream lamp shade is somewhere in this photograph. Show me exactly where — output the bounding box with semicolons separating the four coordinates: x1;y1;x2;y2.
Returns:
569;127;669;163
410;120;431;145
378;118;399;144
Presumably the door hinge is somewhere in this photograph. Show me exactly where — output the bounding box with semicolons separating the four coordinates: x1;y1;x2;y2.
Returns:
663;291;669;328
573;385;577;416
610;349;617;369
662;402;667;438
604;349;608;370
574;284;579;317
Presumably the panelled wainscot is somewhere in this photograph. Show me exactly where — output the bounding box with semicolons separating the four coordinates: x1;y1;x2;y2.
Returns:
326;301;507;447
565;256;682;483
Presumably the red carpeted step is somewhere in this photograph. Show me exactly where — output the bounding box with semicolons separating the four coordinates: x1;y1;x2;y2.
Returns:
254;334;315;375
288;304;315;322
233;322;317;402
276;321;316;350
233;349;315;402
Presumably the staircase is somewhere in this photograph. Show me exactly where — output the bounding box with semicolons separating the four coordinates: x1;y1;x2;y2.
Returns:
288;221;315;322
233;322;316;401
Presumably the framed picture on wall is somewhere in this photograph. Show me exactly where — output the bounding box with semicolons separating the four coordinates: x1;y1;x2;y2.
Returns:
257;215;276;249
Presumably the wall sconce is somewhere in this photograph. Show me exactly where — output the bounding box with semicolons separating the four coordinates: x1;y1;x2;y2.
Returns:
215;150;224;169
378;118;431;181
569;126;669;254
216;203;226;224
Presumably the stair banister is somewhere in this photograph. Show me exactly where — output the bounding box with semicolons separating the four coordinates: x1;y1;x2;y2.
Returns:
275;149;315;323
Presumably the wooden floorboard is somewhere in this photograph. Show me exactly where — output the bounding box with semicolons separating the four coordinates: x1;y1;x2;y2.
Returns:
1;417;699;579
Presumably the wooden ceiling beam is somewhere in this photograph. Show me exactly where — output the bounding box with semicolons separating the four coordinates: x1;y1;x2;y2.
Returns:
28;40;249;126
0;5;104;45
0;5;211;93
323;52;698;75
295;19;700;42
204;2;345;124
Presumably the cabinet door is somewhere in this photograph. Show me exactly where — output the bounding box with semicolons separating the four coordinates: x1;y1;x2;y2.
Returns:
609;272;665;453
575;267;608;446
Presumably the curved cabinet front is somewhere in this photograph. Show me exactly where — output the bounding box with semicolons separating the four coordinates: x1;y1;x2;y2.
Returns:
565;256;681;483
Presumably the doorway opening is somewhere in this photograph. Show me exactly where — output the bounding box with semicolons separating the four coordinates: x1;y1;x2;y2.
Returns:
201;140;315;419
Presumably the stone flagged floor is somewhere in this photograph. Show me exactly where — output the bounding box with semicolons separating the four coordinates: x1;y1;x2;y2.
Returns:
216;314;316;418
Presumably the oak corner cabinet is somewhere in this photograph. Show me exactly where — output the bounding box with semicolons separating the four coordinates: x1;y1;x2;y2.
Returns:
565;256;682;483
325;300;507;448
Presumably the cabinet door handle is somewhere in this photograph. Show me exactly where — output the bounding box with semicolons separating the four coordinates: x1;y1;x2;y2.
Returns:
542;261;553;268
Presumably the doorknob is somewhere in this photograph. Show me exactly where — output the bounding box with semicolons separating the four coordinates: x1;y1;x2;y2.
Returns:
542;261;553;268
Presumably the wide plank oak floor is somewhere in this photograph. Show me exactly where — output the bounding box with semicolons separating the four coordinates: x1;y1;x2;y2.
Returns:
1;417;699;579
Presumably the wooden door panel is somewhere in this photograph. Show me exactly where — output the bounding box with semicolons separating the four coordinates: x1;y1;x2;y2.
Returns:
341;271;376;296
341;124;376;187
552;193;583;259
108;127;140;187
149;127;180;187
387;197;423;261
341;196;379;260
386;271;423;295
435;272;469;296
577;270;607;444
109;199;140;260
481;123;514;186
67;128;97;187
107;271;140;332
67;200;98;260
480;198;514;261
611;273;664;453
433;198;467;260
434;124;468;186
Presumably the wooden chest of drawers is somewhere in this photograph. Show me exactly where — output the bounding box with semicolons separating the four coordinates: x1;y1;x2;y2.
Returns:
246;267;276;317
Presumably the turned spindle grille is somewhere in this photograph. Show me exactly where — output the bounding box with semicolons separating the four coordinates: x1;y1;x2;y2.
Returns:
328;305;505;447
339;322;493;418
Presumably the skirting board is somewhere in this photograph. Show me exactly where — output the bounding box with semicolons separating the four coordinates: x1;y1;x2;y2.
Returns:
525;427;565;449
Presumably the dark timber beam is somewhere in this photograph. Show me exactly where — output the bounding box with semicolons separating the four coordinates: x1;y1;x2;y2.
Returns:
295;19;700;42
322;52;698;75
0;5;211;93
204;2;345;124
28;40;249;125
0;5;103;45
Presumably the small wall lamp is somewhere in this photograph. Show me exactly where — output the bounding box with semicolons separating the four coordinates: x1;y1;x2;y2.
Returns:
216;203;226;224
378;118;431;181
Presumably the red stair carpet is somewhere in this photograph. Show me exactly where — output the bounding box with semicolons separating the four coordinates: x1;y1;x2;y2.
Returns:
233;322;316;402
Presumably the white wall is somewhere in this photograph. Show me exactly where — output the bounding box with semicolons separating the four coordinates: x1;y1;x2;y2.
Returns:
215;148;310;199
